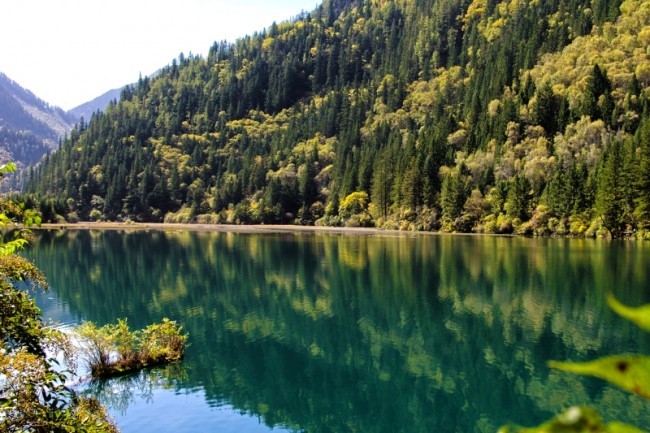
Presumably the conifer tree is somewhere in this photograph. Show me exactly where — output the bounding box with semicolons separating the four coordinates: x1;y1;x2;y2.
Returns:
633;118;650;227
533;82;559;137
441;171;467;224
596;139;629;238
505;176;531;221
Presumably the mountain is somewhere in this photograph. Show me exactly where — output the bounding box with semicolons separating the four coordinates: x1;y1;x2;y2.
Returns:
68;86;123;122
68;71;164;121
26;0;650;238
0;72;75;166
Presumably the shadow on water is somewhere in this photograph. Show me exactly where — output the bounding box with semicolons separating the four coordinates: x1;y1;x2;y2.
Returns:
26;229;650;433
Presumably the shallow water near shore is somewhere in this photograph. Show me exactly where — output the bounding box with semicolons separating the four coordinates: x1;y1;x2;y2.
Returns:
27;229;650;432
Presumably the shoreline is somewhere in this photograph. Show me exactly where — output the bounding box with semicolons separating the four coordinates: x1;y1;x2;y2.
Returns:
37;221;433;237
33;222;623;240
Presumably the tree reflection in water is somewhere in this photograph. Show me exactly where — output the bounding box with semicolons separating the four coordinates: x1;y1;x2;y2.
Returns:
27;230;650;432
82;363;189;416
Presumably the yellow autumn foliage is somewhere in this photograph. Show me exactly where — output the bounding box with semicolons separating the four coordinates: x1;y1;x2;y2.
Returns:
530;0;650;108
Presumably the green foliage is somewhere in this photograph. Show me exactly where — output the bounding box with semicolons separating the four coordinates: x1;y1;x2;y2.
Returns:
499;407;644;433
0;348;118;433
0;164;41;255
0;256;48;354
338;191;373;227
607;295;650;333
0;177;118;432
582;64;615;125
533;82;562;137
632;118;650;227
550;356;650;400
339;191;369;217
76;318;188;378
0;162;17;175
502;295;650;432
23;0;650;236
440;171;468;227
596;140;632;238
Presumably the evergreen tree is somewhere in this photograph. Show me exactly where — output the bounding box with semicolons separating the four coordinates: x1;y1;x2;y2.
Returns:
440;172;467;224
633;118;650;227
371;149;394;220
505;176;531;221
533;82;559;137
582;64;614;125
596;139;629;238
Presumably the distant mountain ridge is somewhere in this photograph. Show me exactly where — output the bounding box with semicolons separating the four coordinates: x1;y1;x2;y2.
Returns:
0;69;155;174
0;72;75;166
68;70;167;120
0;72;75;141
68;86;123;122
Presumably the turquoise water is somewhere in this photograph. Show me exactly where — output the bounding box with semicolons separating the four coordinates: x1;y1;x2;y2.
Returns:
27;229;650;432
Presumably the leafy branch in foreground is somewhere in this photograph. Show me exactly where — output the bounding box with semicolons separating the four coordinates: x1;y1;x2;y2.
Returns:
500;296;650;432
549;356;650;401
1;161;118;432
0;163;40;257
75;318;188;378
500;406;645;433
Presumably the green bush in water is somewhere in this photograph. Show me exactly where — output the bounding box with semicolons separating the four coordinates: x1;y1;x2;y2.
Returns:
76;318;187;378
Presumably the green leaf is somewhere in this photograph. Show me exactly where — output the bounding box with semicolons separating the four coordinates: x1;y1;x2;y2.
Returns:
0;162;17;175
608;423;649;433
549;355;650;400
607;294;650;333
498;406;646;433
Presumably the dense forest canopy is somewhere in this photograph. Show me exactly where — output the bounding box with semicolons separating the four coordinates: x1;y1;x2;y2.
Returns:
24;0;650;238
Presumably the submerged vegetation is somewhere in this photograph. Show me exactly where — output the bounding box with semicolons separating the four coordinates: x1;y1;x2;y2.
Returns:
75;318;188;379
21;0;650;238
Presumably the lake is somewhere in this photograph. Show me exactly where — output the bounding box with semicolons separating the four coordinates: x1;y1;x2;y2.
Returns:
26;229;650;432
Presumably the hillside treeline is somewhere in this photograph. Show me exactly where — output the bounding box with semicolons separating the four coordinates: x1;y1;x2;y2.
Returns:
24;0;650;238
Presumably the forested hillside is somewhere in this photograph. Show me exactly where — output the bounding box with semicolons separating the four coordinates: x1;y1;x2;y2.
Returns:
25;0;650;238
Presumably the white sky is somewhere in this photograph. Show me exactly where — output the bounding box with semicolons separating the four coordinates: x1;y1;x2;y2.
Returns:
0;0;320;110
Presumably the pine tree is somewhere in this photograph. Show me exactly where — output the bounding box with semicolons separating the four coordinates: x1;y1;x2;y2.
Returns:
633;118;650;227
582;64;614;124
441;172;467;223
505;176;531;221
533;82;559;137
596;139;629;238
371;149;394;220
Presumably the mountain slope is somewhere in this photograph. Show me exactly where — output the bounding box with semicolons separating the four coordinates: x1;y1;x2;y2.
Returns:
26;0;650;237
0;72;75;165
68;86;123;122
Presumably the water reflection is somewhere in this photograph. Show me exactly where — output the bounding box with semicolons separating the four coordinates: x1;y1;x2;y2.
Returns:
82;363;187;416
26;230;650;432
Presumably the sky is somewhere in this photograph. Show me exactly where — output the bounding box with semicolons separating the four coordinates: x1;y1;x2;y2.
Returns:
0;0;320;110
